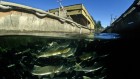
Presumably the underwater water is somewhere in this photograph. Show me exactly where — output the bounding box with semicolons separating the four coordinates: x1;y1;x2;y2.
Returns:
0;33;137;79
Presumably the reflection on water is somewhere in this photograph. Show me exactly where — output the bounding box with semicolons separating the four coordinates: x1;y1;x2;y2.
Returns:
94;33;120;40
0;33;133;79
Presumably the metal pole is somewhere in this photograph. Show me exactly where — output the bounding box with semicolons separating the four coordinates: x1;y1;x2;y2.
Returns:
57;0;63;8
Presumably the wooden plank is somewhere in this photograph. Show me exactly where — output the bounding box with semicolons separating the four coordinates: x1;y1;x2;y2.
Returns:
81;5;95;29
81;10;95;29
64;4;82;11
49;4;82;13
67;10;82;15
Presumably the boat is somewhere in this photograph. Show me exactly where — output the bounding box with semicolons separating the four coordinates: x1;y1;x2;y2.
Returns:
0;1;95;39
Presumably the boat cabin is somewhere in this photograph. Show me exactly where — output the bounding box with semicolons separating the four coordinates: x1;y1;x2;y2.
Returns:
48;4;95;30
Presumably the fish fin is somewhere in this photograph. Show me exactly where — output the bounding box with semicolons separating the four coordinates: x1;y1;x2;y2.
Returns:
50;73;54;78
65;67;72;74
74;62;82;70
83;76;91;79
56;72;61;76
34;65;41;68
65;69;69;74
38;75;42;79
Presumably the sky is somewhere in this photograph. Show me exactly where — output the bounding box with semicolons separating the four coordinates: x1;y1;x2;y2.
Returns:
5;0;134;27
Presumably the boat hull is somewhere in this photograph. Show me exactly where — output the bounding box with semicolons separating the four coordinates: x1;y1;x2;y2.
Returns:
0;1;93;39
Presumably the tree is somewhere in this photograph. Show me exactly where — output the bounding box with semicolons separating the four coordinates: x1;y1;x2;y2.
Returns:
95;20;104;33
95;20;103;29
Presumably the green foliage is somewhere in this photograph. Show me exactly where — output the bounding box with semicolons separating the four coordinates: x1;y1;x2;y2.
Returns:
94;20;104;33
95;20;103;29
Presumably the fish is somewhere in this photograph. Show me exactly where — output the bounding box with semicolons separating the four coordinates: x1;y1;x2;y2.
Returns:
31;65;72;77
74;62;102;73
53;77;68;79
47;42;58;48
48;41;70;48
41;77;68;79
15;48;30;55
37;47;71;58
92;76;107;79
58;42;71;48
7;64;15;68
61;48;76;58
79;52;97;61
73;62;83;70
76;66;102;73
79;53;93;61
37;41;71;58
83;76;91;79
31;65;63;78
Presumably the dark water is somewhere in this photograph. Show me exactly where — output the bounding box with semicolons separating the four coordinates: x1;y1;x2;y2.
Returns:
0;33;137;79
